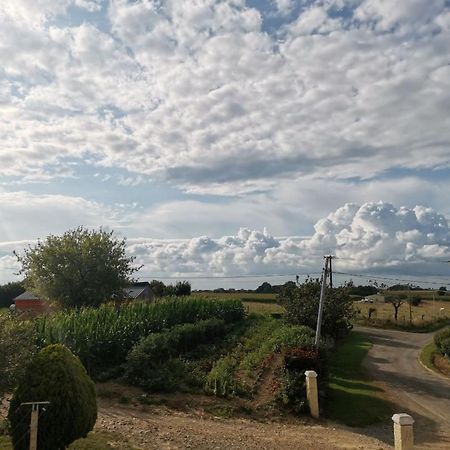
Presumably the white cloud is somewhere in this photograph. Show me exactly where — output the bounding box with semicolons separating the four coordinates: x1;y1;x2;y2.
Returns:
125;202;450;280
0;0;449;192
0;191;122;241
1;195;449;284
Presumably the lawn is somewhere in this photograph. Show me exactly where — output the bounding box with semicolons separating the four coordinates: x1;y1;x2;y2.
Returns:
420;341;437;372
327;332;393;427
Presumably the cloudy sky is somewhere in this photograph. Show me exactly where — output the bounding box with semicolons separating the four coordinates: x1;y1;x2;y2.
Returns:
1;0;450;288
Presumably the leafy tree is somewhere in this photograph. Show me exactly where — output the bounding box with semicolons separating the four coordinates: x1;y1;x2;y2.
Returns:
15;227;140;309
0;281;25;308
256;282;274;293
438;286;447;296
9;344;97;450
149;280;166;297
174;280;191;296
0;314;37;400
385;294;407;321
278;278;354;339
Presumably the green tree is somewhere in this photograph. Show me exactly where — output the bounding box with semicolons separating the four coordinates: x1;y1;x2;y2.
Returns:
0;314;37;400
0;281;25;308
15;227;140;309
278;278;354;339
385;294;407;321
149;280;166;297
174;280;191;296
8;344;97;450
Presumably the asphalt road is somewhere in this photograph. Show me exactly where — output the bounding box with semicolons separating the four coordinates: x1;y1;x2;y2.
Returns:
356;327;450;449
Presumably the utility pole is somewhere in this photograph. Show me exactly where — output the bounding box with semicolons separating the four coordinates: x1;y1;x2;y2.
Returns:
314;255;334;348
21;401;50;450
328;256;333;288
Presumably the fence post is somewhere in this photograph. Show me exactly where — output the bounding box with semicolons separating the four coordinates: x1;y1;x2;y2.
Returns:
305;370;319;418
392;413;414;450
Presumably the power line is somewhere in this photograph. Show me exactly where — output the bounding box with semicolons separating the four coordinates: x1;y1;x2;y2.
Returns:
139;272;322;280
334;271;450;287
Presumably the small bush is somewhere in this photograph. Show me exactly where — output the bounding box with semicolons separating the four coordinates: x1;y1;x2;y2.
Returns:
8;344;97;450
127;319;226;389
435;327;450;357
278;347;326;414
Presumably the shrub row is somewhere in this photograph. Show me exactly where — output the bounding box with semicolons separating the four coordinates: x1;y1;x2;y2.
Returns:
127;318;227;391
434;327;450;357
35;297;244;375
204;319;319;398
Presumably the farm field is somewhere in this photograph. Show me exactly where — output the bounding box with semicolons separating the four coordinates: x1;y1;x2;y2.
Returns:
196;292;283;315
354;297;450;326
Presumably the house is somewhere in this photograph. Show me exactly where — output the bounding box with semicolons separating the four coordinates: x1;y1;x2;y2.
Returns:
122;281;154;301
13;291;46;314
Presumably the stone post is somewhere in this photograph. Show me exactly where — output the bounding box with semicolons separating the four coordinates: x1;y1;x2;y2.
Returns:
305;370;319;419
392;413;414;450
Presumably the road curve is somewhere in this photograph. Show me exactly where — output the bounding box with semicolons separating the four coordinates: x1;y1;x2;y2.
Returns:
356;326;450;449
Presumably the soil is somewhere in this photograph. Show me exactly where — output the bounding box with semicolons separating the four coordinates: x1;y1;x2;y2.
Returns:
94;389;391;450
1;383;391;450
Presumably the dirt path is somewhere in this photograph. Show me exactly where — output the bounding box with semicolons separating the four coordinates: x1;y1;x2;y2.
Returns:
357;326;450;449
96;399;390;450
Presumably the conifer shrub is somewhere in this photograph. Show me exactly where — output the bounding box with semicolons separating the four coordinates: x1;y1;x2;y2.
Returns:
8;344;97;450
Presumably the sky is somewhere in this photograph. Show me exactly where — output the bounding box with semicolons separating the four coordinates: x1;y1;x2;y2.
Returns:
1;0;450;289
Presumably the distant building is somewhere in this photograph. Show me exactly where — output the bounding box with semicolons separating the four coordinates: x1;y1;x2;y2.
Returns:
122;282;154;301
13;291;46;314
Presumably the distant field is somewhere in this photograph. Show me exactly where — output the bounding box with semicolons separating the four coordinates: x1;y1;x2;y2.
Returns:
354;296;450;325
195;292;282;315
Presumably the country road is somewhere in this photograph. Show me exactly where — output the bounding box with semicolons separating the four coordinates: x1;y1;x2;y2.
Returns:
357;327;450;449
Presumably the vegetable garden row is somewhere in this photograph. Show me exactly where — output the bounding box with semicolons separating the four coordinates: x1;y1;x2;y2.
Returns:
31;296;326;412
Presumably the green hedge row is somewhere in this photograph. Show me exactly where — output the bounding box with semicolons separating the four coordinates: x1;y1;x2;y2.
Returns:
127;318;227;390
434;327;450;357
35;297;244;375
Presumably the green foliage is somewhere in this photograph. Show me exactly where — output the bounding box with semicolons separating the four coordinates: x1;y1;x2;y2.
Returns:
434;327;450;357
278;347;325;414
149;280;166;297
408;295;422;307
127;318;226;390
348;285;378;297
204;355;241;397
0;282;25;309
0;314;37;399
148;280;191;297
278;278;354;339
35;298;245;376
204;317;318;399
174;281;191;296
15;227;139;309
8;344;97;450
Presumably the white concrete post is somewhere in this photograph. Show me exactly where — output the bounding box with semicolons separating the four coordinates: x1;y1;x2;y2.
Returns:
392;413;414;450
305;370;319;419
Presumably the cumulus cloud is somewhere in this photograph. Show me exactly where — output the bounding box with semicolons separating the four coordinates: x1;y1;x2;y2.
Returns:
0;0;449;192
2;199;449;284
125;202;450;279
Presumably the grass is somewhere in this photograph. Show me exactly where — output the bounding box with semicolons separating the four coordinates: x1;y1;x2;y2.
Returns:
327;332;393;427
420;341;438;372
0;431;137;450
354;297;450;331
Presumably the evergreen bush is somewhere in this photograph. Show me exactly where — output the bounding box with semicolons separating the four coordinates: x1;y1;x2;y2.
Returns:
8;344;97;450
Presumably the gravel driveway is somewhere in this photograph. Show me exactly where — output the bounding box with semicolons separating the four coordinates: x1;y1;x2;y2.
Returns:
357;326;450;449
